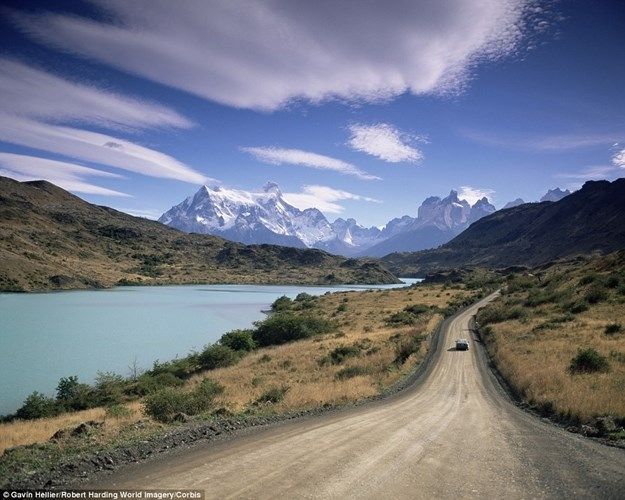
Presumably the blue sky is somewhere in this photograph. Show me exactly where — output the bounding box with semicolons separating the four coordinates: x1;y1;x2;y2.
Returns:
0;0;624;226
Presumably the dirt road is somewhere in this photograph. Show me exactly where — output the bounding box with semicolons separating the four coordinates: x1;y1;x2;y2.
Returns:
95;293;625;498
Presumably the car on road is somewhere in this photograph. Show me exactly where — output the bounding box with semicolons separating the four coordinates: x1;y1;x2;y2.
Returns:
455;339;469;350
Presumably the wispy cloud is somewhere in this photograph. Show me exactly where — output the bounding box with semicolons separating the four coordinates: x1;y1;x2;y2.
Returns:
613;148;625;168
0;58;206;190
0;115;208;184
242;146;379;180
11;1;546;110
555;165;619;181
284;185;381;214
0;58;192;130
347;123;425;163
462;129;625;151
0;152;129;197
458;186;495;205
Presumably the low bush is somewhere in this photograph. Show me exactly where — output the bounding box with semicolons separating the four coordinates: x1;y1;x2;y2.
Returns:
604;323;622;335
133;372;184;395
563;301;589;314
569;348;610;374
105;403;131;419
198;344;239;370
143;378;224;422
386;304;431;327
55;376;97;411
585;285;608;304
219;329;256;352
253;313;335;347
327;345;361;364
477;304;525;325
271;295;293;312
143;388;190;422
394;335;423;365
255;386;289;404
335;366;369;380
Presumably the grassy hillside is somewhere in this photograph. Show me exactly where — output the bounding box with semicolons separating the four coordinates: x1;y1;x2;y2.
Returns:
383;179;625;277
0;176;398;291
476;252;625;433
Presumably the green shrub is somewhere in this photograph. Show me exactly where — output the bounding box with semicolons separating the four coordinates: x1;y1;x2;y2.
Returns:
55;376;96;411
403;304;430;315
295;292;314;302
133;372;184;395
105;403;132;419
394;335;423;365
385;304;430;327
569;348;610;374
328;345;361;364
585;286;608;304
253;313;335;347
219;329;256;352
606;275;620;288
143;388;192;422
94;371;126;405
335;366;369;380
271;295;293;312
579;273;597;285
524;290;557;307
336;303;347;312
198;344;239;370
564;301;589;314
255;386;289;404
16;391;59;420
477;304;525;325
605;323;622;335
143;379;223;422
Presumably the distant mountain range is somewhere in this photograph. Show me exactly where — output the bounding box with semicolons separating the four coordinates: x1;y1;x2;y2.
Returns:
382;179;625;276
0;176;398;292
160;183;572;256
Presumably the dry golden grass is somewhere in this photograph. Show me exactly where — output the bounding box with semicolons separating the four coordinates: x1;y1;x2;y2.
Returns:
0;402;144;454
0;283;467;453
480;255;625;422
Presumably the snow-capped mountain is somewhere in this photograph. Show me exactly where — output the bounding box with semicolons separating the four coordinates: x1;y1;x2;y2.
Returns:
362;191;496;257
160;183;497;257
159;182;332;248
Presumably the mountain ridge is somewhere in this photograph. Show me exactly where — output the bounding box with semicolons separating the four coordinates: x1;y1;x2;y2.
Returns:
160;184;498;256
0;176;399;291
381;179;625;277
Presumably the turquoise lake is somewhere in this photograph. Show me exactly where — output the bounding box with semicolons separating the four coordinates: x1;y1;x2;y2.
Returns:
0;280;418;415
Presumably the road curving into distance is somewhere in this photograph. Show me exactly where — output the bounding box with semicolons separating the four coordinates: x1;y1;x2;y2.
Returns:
94;292;625;498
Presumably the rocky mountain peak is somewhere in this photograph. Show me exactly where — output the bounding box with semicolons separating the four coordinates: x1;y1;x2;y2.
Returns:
540;188;571;203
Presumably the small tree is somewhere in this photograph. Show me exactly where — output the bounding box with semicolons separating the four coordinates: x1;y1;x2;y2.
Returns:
16;392;58;419
219;329;256;352
198;344;238;370
569;348;610;374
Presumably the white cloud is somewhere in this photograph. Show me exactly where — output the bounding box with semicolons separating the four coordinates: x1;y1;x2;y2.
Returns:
12;0;543;110
613;148;625;168
347;123;424;163
0;58;192;130
284;185;381;214
0;152;129;197
458;186;495;205
116;208;162;220
462;129;625;151
242;146;379;180
0;115;208;184
555;165;619;181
